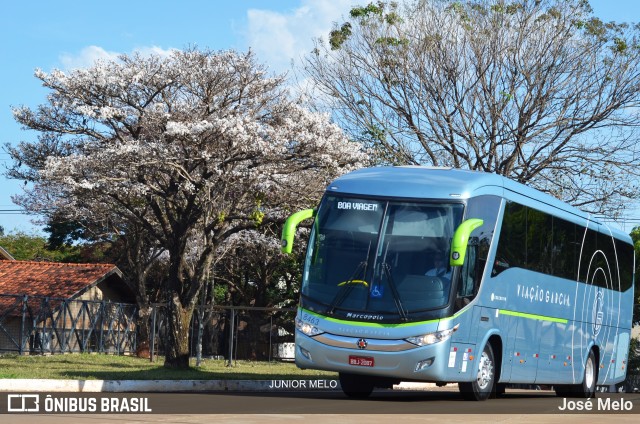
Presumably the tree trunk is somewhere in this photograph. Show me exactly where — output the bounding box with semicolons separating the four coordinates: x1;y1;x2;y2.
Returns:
164;295;194;369
136;304;152;359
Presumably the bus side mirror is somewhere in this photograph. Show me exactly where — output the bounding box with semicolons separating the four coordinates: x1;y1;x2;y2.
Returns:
281;209;315;254
450;218;484;266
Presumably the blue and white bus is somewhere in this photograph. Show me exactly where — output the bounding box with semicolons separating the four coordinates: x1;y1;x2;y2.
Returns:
281;167;635;400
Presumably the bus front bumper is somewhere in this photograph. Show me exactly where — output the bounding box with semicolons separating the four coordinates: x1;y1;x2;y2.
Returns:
295;330;473;382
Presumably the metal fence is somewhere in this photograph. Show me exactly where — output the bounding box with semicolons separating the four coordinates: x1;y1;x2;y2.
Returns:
149;303;296;363
0;294;295;362
2;293;638;389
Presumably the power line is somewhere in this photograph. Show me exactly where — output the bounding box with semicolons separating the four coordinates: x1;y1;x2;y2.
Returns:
0;209;28;215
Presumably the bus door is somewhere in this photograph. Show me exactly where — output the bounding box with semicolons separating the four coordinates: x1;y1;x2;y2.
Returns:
506;314;541;384
536;319;572;384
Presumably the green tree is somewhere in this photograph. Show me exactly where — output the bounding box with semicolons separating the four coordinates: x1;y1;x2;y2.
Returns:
0;231;81;262
214;224;306;309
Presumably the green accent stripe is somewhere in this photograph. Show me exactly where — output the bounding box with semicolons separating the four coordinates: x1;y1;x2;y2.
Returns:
499;309;568;324
299;307;467;328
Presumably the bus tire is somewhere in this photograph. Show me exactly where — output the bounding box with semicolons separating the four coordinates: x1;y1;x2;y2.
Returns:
459;343;495;401
556;350;598;398
339;372;374;398
571;350;598;398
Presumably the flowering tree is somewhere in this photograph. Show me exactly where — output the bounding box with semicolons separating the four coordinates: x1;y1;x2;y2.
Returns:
304;0;640;216
7;48;365;368
214;225;307;308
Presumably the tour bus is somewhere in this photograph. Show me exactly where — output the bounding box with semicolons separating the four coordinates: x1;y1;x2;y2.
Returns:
281;167;635;401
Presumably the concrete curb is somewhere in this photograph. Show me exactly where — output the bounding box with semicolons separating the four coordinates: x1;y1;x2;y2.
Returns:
0;379;436;393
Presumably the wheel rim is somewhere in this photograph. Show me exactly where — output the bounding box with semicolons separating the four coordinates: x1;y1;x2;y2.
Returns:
477;351;494;390
585;356;595;390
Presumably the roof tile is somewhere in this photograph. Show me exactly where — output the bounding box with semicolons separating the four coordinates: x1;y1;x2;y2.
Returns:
0;261;117;299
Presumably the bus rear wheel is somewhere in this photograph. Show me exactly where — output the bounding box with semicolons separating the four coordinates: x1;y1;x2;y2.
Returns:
459;343;495;401
555;350;597;398
339;372;374;398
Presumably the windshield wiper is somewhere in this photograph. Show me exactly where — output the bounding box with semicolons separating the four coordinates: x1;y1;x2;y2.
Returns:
381;262;408;321
327;242;371;314
328;261;367;314
379;241;408;321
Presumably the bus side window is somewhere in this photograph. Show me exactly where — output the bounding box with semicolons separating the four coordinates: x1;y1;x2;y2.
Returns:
457;241;475;296
456;238;480;309
455;195;500;310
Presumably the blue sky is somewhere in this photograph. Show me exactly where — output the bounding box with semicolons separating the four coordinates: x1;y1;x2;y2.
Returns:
0;0;637;235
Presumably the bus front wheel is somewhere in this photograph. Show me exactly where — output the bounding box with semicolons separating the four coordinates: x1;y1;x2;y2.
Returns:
339;372;374;398
459;343;495;401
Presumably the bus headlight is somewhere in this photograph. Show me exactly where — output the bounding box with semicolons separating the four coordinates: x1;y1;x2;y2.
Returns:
405;324;459;346
295;317;324;337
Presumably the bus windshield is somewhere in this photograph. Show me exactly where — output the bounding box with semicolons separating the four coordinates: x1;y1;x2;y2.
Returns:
301;195;464;318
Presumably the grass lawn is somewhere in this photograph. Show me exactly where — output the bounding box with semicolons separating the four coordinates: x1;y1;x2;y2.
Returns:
0;353;337;380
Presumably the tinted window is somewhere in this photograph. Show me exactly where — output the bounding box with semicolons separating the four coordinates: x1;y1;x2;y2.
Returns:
552;218;577;280
494;201;527;274
593;231;634;292
527;208;553;274
457;196;501;301
577;227;598;283
301;196;466;316
493;202;633;293
614;237;635;292
466;196;501;261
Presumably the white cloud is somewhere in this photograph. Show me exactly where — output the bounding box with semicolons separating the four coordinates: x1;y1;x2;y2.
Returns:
60;46;121;70
59;45;176;70
244;0;359;74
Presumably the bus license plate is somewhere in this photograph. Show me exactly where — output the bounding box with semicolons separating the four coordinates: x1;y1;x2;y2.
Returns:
349;355;374;367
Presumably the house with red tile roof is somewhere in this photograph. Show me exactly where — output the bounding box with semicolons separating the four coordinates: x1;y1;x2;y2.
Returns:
0;261;130;301
0;260;135;354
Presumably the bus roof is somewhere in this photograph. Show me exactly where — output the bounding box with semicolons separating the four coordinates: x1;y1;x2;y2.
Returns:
327;166;629;240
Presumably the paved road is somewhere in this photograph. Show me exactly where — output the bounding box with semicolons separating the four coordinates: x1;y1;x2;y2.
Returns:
1;389;639;423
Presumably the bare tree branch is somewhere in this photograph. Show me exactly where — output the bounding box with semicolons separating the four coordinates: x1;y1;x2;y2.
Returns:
302;0;640;216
